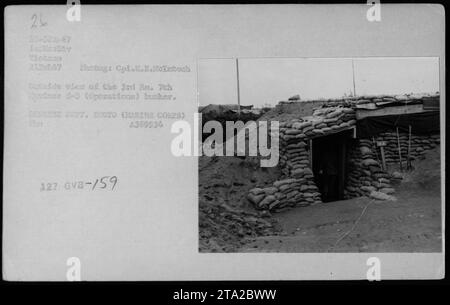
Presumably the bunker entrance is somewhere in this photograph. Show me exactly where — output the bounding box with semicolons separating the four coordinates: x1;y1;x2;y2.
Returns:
311;130;353;202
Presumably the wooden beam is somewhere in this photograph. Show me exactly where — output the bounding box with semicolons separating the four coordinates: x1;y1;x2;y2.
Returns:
307;125;356;140
236;58;241;116
356;104;435;120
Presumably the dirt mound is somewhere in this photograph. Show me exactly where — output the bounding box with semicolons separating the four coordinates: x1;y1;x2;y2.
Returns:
199;202;281;252
199;156;283;252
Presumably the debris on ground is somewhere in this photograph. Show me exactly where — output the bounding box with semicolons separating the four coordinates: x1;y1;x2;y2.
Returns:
199;156;282;252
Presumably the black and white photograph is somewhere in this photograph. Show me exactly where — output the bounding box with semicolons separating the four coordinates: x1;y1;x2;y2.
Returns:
198;57;442;253
2;3;445;284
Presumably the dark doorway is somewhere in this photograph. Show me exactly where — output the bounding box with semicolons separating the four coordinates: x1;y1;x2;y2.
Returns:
312;131;351;202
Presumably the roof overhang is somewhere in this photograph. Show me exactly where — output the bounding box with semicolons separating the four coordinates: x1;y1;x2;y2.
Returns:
356;104;437;120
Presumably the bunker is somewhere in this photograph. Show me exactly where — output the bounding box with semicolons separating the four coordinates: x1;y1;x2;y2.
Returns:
247;92;440;212
311;129;355;202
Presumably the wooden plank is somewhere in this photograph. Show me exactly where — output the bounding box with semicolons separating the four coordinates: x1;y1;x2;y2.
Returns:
308;125;355;139
356;104;435;120
236;58;241;116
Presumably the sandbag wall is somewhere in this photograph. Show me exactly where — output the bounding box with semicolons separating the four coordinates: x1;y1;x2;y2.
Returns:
344;131;440;201
345;139;396;201
371;132;440;164
247;93;440;211
248;105;357;212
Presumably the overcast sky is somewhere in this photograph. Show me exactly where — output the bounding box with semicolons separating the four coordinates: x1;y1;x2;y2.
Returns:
198;57;439;107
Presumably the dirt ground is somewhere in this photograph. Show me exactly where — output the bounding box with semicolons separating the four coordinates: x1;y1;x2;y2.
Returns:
238;185;442;252
199;146;442;253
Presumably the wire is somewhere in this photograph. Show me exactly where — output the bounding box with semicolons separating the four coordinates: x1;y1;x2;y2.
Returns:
328;199;374;251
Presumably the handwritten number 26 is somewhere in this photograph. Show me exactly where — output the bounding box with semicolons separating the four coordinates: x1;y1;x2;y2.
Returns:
31;13;47;29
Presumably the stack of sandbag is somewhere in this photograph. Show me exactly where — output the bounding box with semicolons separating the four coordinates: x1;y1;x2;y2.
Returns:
373;131;440;164
278;106;357;175
250;105;359;212
278;139;310;177
247;177;322;212
353;93;439;107
344;139;395;200
390;171;403;184
310;106;357;135
276;93;439;111
279;106;356;144
250;93;440;208
369;190;397;201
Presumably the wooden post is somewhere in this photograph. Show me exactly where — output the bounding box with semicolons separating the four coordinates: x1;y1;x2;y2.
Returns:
396;127;403;171
380;146;386;171
309;139;313;168
236;58;241;116
372;137;380;165
407;125;412;170
352;59;356;97
376;140;387;171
